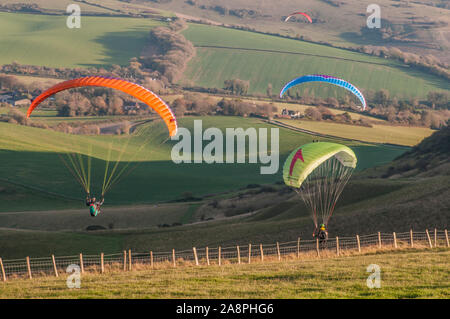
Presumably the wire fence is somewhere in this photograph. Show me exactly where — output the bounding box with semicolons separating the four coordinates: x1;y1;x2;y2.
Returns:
0;228;448;281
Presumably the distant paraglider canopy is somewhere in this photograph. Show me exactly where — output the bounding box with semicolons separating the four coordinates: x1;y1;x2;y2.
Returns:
26;76;178;199
283;142;357;228
284;12;313;23
280;74;367;110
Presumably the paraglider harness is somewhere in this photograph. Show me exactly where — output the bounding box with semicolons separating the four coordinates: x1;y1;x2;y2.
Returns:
313;224;329;247
86;195;104;217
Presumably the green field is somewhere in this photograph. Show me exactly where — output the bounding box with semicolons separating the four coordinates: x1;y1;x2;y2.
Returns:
181;24;449;99
277;119;435;146
0;12;163;68
0;116;407;207
1;10;447;101
0;249;448;298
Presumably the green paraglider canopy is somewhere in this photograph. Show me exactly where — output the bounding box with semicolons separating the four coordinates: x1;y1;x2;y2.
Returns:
283;142;357;228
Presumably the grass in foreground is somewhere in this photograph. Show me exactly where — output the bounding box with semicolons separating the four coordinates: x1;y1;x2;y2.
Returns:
0;248;448;298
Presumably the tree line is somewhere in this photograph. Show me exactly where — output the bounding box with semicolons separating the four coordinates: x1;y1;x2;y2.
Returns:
139;20;196;84
171;93;277;118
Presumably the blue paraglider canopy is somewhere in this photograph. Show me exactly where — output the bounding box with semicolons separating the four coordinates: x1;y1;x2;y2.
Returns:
280;74;367;110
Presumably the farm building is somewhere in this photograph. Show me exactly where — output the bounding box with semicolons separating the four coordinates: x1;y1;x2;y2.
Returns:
13;99;31;107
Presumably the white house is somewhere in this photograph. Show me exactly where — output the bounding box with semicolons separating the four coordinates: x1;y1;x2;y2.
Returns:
13;99;31;107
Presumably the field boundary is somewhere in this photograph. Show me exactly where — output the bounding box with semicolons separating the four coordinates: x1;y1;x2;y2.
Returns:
0;228;448;282
194;45;400;68
268;119;412;148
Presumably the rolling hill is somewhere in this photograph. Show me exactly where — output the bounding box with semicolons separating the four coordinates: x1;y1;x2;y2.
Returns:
0;2;447;267
366;124;450;178
0;10;447;101
180;23;449;99
134;0;450;64
0;116;407;208
1;117;447;259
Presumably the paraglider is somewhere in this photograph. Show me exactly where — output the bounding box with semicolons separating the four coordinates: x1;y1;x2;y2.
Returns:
86;195;104;217
27;76;178;216
280;74;367;110
283;142;357;237
284;12;313;23
314;223;328;246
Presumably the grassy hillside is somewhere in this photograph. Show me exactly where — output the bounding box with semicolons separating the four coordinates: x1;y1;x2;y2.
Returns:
181;24;449;99
0;12;163;68
1;171;448;259
0;116;407;207
0;0;174;17
1;249;448;298
365;125;450;178
140;0;450;64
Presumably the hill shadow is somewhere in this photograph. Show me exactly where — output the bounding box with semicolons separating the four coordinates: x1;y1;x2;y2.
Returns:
0;149;278;208
79;28;152;68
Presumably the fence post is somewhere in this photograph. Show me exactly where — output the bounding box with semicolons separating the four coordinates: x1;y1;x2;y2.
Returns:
206;247;210;266
172;249;176;268
434;228;437;248
356;235;361;253
426;229;433;248
128;249;132;271
100;253;104;274
410;229;414;248
445;230;449;248
378;232;382;249
123;251;127;271
218;246;221;266
316;238;320;257
237;246;241;264
52;255;58;277
393;232;398;249
150;251;153;269
0;258;6;282
336;237;340;256
275;242;281;261
248;244;251;264
80;253;84;274
260;244;264;262
297;237;300;259
193;247;199;266
26;256;32;279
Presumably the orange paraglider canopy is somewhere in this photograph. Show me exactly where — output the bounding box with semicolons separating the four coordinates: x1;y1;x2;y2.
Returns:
27;76;178;137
